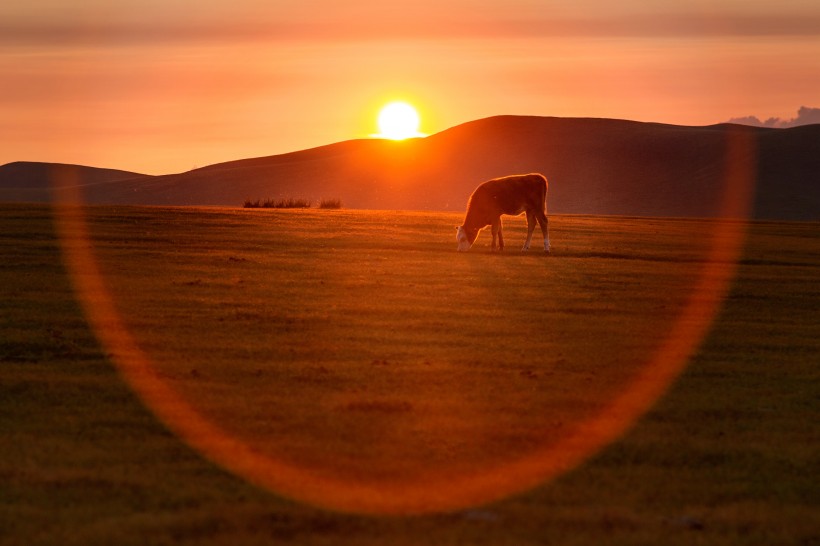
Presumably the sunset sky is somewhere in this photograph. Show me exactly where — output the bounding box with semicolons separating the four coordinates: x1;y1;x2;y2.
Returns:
2;0;819;174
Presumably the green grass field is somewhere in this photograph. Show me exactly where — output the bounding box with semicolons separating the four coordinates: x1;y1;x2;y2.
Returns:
1;204;818;545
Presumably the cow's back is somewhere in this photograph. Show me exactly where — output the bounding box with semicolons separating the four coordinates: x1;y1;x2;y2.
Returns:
473;174;546;216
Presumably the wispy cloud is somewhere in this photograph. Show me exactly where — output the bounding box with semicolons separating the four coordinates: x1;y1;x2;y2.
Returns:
2;12;819;47
727;106;820;128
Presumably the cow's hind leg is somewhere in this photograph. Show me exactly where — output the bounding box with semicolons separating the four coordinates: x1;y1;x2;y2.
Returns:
536;211;550;253
491;218;504;251
522;211;536;251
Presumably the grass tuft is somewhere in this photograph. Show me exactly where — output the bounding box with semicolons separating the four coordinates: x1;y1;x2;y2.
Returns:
244;198;313;209
319;198;343;209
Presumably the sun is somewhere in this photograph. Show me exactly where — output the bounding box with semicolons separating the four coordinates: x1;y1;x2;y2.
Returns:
377;101;423;140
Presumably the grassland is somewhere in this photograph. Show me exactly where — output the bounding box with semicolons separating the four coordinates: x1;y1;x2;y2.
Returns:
1;203;818;545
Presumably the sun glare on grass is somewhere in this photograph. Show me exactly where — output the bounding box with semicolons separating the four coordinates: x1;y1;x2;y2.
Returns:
377;101;424;140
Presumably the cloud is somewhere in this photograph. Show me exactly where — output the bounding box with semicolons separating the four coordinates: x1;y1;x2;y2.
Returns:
2;11;820;47
727;106;820;128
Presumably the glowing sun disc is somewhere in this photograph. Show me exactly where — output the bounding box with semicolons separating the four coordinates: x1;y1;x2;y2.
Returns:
377;101;422;140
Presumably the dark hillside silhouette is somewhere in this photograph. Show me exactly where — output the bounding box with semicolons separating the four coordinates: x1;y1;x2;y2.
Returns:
1;116;818;219
0;162;150;203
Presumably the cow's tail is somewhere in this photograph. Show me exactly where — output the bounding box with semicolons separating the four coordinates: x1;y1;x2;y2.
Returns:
541;174;549;215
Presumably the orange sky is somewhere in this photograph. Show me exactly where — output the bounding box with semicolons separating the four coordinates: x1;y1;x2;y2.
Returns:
2;0;819;174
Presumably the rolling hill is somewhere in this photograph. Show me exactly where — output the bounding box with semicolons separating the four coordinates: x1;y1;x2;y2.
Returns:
1;116;818;220
0;161;150;203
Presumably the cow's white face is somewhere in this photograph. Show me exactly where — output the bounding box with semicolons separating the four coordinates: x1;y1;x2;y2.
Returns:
456;226;472;252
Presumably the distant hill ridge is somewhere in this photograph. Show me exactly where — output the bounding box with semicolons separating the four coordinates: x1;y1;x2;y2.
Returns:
0;161;149;202
1;115;818;220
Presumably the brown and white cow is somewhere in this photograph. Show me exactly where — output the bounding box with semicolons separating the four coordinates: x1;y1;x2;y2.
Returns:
456;173;550;253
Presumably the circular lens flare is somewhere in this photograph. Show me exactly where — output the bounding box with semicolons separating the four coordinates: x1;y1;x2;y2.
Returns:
49;127;755;516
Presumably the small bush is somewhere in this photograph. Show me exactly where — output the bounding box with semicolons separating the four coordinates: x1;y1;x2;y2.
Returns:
271;198;312;209
319;198;342;209
243;198;312;209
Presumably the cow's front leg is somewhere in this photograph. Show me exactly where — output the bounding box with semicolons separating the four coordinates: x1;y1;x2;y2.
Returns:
491;218;504;251
522;211;536;251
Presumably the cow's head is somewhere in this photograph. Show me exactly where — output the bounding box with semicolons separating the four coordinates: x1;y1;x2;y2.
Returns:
456;225;479;251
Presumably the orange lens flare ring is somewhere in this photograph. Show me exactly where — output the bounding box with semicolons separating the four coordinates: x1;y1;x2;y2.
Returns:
51;130;754;514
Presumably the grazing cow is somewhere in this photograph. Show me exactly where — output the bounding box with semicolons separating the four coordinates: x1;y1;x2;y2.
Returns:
456;173;550;253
